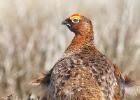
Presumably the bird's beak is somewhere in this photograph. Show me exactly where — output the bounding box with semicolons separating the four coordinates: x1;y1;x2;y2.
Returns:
62;20;67;25
62;20;71;27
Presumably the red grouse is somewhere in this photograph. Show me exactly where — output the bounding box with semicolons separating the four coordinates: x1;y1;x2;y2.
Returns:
34;14;139;100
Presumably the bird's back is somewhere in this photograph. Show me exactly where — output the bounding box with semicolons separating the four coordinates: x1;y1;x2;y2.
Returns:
45;45;122;100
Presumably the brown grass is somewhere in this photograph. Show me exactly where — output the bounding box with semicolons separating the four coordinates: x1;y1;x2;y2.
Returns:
0;0;140;99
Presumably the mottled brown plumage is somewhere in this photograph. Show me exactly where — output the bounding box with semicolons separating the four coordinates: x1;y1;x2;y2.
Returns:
33;14;138;100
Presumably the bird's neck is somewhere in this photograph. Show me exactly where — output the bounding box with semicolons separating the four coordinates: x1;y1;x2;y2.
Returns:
65;31;94;55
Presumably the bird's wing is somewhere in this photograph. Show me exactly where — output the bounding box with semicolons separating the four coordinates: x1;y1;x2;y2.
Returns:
31;68;53;87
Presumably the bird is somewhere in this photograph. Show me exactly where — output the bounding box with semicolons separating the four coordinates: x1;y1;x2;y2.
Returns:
32;13;139;100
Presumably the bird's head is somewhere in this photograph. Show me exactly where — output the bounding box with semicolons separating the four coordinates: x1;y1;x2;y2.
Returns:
62;13;93;35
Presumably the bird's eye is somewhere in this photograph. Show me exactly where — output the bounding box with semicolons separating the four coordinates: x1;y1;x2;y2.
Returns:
71;19;80;23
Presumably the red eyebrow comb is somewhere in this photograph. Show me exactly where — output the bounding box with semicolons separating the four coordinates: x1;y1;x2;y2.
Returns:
71;13;80;17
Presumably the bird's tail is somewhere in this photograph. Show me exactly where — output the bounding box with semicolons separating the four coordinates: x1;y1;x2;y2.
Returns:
124;75;140;96
114;64;140;96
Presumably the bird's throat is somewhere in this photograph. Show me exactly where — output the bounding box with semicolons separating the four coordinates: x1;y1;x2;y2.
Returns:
65;32;94;54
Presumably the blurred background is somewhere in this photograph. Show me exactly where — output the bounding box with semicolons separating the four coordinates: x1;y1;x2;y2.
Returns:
0;0;140;99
